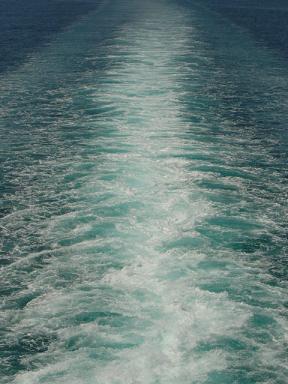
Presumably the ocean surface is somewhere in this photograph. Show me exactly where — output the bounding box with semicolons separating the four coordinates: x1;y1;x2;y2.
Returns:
0;0;287;383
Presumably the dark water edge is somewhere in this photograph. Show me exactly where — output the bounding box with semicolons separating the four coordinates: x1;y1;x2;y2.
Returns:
196;0;288;59
0;0;104;73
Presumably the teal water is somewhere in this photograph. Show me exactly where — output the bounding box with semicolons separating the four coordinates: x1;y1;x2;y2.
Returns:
0;1;287;383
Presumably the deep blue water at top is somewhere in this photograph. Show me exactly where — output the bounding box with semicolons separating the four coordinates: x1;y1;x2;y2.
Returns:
0;0;101;73
199;0;288;58
1;0;288;72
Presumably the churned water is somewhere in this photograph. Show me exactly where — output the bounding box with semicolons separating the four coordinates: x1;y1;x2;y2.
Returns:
0;1;287;383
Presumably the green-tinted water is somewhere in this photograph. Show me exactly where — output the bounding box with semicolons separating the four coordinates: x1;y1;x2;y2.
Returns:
0;1;287;383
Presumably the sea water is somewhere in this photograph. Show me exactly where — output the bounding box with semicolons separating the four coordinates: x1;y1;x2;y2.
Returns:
0;1;287;383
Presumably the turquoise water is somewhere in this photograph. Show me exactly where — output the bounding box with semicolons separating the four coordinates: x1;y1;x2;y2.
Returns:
0;1;287;383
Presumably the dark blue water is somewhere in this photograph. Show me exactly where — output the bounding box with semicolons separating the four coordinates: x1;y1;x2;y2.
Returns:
0;0;104;73
0;1;287;383
199;0;288;57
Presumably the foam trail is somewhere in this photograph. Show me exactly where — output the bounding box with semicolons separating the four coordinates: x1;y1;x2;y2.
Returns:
0;0;287;383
